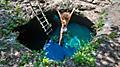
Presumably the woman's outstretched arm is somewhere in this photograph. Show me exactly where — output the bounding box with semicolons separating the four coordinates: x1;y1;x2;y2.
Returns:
66;8;76;25
57;10;62;21
70;8;76;17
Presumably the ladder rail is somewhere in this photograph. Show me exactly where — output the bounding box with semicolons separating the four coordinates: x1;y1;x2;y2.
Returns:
36;0;50;25
29;1;47;32
29;0;52;35
29;1;42;25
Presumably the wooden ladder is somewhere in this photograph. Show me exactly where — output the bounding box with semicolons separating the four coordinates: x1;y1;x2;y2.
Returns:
29;0;52;35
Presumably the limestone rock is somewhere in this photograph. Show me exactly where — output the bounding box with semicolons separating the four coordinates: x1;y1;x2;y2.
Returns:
86;0;93;3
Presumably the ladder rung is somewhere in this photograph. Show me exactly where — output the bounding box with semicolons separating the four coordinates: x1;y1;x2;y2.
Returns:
46;24;51;30
42;24;49;30
40;17;44;20
44;24;48;27
41;20;46;24
42;24;52;32
40;17;45;22
46;29;52;35
42;25;48;30
41;23;50;32
42;21;50;27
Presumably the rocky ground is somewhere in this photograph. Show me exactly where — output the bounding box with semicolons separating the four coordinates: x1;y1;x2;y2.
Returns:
0;0;120;67
96;3;120;67
79;1;120;66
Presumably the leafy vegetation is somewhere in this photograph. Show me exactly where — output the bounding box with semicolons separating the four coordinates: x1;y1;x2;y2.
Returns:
108;32;117;39
72;38;100;67
0;0;28;47
0;0;27;36
19;50;46;66
93;10;107;31
94;17;104;31
19;50;64;67
0;0;28;66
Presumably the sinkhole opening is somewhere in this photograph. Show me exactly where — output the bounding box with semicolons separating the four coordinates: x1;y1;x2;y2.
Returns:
14;9;96;61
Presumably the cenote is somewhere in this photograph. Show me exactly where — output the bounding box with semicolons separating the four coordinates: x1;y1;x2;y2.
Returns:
14;9;96;61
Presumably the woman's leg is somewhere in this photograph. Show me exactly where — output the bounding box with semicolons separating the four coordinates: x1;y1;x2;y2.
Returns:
59;26;64;45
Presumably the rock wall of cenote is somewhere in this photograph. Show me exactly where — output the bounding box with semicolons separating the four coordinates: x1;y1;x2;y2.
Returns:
14;9;96;51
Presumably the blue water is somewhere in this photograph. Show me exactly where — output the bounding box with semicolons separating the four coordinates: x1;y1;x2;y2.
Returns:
43;15;93;61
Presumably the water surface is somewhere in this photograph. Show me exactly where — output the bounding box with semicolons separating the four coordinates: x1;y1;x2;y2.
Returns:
44;19;93;61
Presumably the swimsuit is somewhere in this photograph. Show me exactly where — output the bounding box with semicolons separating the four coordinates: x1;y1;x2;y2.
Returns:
61;27;67;32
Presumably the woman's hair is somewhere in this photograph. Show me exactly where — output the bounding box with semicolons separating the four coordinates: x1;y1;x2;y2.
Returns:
61;12;70;21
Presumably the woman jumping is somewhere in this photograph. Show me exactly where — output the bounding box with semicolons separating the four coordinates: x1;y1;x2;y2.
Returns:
57;8;76;45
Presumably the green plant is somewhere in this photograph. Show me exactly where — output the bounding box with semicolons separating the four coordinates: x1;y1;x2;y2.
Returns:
94;17;104;31
0;0;27;36
93;9;107;31
73;43;97;67
0;0;29;65
0;0;28;51
19;52;31;66
108;32;117;39
19;50;64;67
72;37;101;67
32;50;47;67
100;9;107;17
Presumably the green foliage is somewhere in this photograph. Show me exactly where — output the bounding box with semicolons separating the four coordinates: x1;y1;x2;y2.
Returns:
72;37;101;67
93;9;107;31
0;59;8;65
19;50;64;67
108;32;117;39
0;0;27;52
0;0;11;9
19;52;31;65
94;17;104;31
19;50;40;66
0;0;27;36
32;50;48;67
73;42;98;67
0;1;29;66
100;10;108;17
